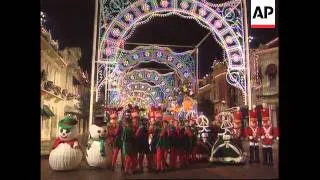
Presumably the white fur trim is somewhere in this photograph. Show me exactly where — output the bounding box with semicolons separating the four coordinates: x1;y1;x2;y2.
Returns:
261;136;265;139
249;142;259;146
262;145;272;148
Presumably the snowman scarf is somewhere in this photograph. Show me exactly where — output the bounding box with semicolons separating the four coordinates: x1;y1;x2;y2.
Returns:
52;138;77;149
87;136;106;157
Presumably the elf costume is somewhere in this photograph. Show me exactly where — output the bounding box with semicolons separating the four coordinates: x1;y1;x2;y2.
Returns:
122;109;135;175
156;119;170;173
148;106;158;171
132;105;149;173
190;120;198;163
105;106;124;171
168;118;179;169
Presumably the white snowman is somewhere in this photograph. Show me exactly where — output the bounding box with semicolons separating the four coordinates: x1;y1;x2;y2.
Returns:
49;117;83;171
86;116;111;168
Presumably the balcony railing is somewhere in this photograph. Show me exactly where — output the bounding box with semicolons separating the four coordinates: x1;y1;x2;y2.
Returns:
41;80;80;101
257;86;278;97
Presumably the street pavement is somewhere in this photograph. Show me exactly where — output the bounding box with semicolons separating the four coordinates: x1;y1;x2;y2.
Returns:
41;142;278;180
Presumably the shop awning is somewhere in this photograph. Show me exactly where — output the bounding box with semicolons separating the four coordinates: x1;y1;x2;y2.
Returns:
41;105;55;117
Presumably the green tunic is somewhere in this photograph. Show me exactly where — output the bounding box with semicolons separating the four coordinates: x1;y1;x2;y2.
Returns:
122;126;134;156
114;134;122;149
156;126;170;149
191;125;198;148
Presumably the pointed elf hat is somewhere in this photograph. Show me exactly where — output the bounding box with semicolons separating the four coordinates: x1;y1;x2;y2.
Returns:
58;117;77;129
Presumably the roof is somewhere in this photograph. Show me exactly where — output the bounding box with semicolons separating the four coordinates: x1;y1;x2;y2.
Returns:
265;37;279;48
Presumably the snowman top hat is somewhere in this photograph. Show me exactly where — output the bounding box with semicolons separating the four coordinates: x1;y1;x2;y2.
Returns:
94;115;107;127
58;117;77;129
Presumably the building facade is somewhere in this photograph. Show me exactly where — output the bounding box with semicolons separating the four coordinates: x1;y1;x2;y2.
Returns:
198;60;244;121
210;61;244;115
250;37;279;127
40;27;89;155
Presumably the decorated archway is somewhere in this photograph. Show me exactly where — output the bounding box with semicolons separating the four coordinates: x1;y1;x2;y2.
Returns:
120;90;162;107
120;94;158;108
122;82;167;100
97;0;248;106
123;69;175;87
117;46;195;82
122;69;176;97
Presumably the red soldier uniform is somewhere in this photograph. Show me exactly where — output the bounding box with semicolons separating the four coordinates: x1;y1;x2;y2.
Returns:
260;107;278;165
232;109;244;151
245;108;260;163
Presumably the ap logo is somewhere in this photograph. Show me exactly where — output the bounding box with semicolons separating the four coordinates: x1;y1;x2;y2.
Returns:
251;0;275;28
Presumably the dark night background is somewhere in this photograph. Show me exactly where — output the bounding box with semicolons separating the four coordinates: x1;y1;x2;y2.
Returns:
40;0;278;78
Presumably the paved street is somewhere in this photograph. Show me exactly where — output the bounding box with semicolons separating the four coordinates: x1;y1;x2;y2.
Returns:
41;142;278;179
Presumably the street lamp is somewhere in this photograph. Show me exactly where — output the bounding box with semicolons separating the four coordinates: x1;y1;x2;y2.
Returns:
249;36;253;43
40;11;47;27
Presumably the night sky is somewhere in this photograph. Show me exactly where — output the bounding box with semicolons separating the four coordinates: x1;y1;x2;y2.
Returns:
41;0;278;78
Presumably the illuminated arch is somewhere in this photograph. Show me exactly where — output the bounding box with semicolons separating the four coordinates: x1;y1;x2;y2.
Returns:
98;0;248;104
122;82;172;101
118;46;195;81
122;69;176;98
120;90;162;105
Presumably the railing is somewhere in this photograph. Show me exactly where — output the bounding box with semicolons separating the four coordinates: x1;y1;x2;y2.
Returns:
262;86;278;95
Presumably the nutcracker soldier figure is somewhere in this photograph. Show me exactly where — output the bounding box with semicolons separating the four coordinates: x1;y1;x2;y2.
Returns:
105;107;124;171
232;107;244;151
246;105;260;163
260;103;279;166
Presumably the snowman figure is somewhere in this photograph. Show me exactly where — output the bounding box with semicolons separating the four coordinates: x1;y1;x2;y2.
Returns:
49;117;83;171
86;116;110;168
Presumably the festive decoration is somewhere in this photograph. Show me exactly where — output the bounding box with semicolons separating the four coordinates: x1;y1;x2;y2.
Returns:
196;114;210;142
260;105;278;166
86;116;111;168
182;96;194;111
209;112;245;164
49;117;83;170
97;0;247;103
122;69;175;100
246;108;260;163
